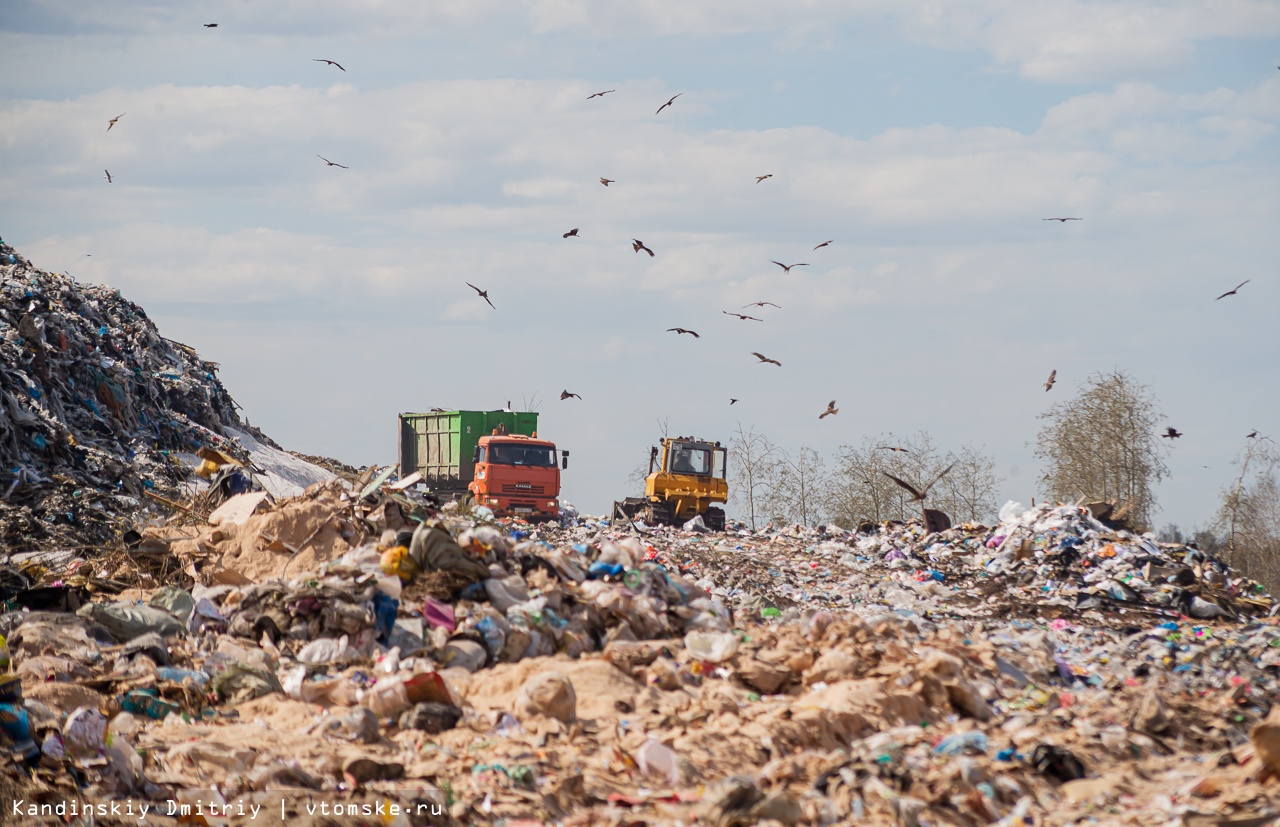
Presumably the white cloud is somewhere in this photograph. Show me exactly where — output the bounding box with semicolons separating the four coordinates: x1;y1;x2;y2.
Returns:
904;1;1280;83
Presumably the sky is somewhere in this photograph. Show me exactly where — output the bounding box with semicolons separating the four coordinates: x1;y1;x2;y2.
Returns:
2;1;1278;528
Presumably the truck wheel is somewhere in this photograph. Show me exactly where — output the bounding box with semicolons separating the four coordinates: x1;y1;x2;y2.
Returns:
705;507;725;531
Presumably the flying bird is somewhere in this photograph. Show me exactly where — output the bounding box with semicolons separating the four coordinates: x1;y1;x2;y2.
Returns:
723;311;762;321
563;228;579;238
741;301;780;309
1044;370;1056;392
729;399;738;405
772;261;808;273
819;400;838;419
1043;217;1083;222
1161;427;1182;439
655;93;682;115
317;155;348;168
107;113;125;131
586;90;615;99
667;328;700;337
632;239;655;257
600;178;615;186
882;462;956;503
755;174;772;183
203;23;218;28
877;446;911;454
813;240;834;250
751;352;781;366
313;59;346;71
560;390;582;400
466;282;495;309
103;170;113;183
1215;280;1250;300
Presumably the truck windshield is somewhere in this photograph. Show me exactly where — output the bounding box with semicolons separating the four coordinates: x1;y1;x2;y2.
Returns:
669;444;712;475
489;444;557;467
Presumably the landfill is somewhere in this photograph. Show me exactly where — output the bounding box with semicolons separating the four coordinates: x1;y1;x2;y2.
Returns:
6;243;1280;825
0;240;334;582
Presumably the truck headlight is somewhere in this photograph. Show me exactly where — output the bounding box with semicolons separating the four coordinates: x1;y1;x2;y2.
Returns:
488;498;499;505
547;501;557;508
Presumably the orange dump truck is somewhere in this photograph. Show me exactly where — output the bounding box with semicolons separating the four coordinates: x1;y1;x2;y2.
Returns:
398;410;568;521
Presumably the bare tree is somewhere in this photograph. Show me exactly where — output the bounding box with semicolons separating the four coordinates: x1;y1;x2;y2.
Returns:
932;443;1001;523
1215;436;1280;590
768;445;829;527
728;422;780;530
626;417;671;489
1035;370;1169;529
824;432;1000;528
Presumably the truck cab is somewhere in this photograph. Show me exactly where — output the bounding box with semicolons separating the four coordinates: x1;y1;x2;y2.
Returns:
469;432;568;521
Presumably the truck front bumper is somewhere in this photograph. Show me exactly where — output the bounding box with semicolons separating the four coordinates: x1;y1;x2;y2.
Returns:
482;496;559;520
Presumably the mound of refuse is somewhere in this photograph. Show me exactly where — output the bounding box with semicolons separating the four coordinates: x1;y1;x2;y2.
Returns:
4;474;1280;825
0;240;333;554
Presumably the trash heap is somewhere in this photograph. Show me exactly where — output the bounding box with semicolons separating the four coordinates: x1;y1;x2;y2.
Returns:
0;241;332;555
6;479;1280;827
669;501;1270;626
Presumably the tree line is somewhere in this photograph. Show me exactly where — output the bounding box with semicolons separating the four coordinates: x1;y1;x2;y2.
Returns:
728;425;1001;530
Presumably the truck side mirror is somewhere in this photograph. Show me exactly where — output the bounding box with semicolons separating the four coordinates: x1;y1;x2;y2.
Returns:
561;450;570;469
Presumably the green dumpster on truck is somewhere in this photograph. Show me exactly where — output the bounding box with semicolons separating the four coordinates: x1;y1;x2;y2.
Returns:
398;410;539;495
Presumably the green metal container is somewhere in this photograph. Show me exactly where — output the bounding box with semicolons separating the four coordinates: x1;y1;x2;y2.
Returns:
398;410;539;492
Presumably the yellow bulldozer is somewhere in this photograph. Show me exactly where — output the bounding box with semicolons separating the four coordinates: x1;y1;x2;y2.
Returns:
613;436;728;531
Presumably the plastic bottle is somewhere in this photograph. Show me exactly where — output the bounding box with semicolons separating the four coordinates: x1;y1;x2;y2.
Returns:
934;731;988;755
156;667;209;686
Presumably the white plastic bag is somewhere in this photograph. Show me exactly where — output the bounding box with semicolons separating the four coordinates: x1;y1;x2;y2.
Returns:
363;676;410;717
998;501;1027;523
297;635;356;664
683;630;739;663
636;738;679;786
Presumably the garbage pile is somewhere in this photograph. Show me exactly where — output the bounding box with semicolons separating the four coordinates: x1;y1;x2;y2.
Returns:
667;500;1272;627
6;479;1280;826
0;241;333;559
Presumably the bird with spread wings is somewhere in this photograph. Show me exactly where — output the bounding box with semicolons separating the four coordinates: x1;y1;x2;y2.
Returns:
466;282;495;309
882;462;956;503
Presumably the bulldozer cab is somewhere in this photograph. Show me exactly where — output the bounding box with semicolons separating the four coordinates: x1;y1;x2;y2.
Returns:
649;439;724;480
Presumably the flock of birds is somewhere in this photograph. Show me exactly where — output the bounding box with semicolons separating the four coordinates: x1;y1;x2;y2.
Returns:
95;27;1267;450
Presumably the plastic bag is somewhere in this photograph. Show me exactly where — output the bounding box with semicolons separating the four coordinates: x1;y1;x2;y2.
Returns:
485;577;530;613
77;602;186;640
998;501;1028;523
684;631;739;663
364;676;410;717
63;707;107;759
636;738;679;786
297;635;356;664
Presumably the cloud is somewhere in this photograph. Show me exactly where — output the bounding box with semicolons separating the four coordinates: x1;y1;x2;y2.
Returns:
903;0;1280;83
